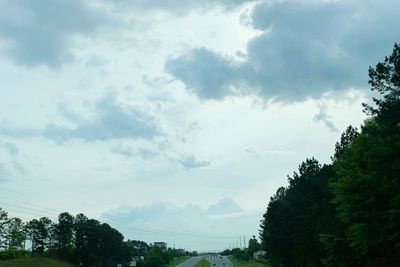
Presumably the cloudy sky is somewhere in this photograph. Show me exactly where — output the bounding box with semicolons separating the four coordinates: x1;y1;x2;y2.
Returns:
0;0;398;251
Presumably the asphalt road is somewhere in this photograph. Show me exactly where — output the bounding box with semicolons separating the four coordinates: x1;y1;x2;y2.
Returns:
176;255;232;267
175;256;202;267
205;255;233;267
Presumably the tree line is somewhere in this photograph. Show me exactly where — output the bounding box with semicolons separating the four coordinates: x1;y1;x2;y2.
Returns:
259;43;400;266
0;209;192;266
220;235;262;261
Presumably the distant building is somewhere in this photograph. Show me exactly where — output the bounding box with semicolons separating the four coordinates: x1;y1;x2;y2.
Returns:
253;250;266;260
154;242;167;250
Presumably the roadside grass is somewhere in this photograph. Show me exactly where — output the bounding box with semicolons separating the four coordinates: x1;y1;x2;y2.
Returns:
0;258;77;267
229;257;270;267
194;258;211;267
167;256;191;267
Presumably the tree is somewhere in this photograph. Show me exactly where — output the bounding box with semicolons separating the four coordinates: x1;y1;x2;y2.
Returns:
3;217;25;250
74;213;88;264
0;208;8;249
330;43;400;266
25;217;53;253
260;159;338;267
247;236;261;258
144;246;169;267
54;212;75;261
125;240;149;258
0;208;135;265
364;43;400;116
331;119;400;265
332;126;359;162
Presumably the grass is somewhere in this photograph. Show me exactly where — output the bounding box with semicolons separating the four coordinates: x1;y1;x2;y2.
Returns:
194;258;211;267
0;258;77;267
167;256;191;267
229;257;270;267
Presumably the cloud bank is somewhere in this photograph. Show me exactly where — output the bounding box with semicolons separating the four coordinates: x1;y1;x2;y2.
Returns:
166;0;400;101
0;0;114;67
0;94;159;142
101;198;257;250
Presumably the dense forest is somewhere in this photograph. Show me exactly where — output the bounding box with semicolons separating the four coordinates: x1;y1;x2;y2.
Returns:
0;209;192;266
259;43;400;267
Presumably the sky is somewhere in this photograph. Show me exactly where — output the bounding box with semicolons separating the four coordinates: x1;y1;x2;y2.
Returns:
0;0;398;251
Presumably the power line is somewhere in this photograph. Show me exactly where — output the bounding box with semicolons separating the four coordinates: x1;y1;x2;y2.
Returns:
0;200;249;240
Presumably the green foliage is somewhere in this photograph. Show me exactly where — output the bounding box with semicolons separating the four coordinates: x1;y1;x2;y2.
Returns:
194;258;210;267
26;217;53;254
229;256;270;267
365;43;400;115
143;246;169;267
166;256;190;267
54;212;74;253
247;236;261;257
327;42;400;266
0;208;9;249
260;159;337;267
331;118;400;264
0;208;191;267
260;43;400;267
0;249;28;260
232;248;251;261
0;257;77;267
3;218;25;250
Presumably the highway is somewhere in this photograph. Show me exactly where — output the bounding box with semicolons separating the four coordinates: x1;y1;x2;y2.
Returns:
176;255;232;267
175;256;202;267
205;255;233;267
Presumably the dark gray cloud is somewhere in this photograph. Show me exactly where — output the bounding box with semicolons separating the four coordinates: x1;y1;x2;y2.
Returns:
179;154;211;169
166;48;247;99
0;95;159;142
166;0;400;101
0;0;113;67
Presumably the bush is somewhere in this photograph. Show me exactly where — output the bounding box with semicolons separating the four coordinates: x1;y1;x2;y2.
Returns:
0;249;28;260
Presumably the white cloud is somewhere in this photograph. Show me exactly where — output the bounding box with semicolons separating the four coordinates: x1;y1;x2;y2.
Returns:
166;0;399;101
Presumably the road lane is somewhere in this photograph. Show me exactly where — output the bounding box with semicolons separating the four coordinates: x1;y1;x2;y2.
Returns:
205;255;233;267
175;255;233;267
175;256;203;267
